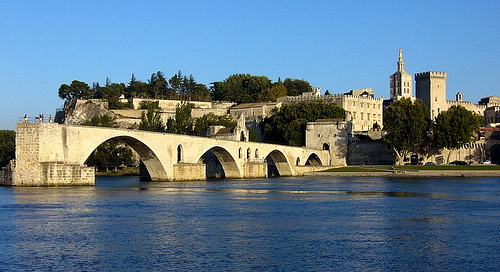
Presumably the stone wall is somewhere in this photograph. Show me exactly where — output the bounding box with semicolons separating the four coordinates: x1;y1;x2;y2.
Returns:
347;138;395;165
0;160;15;186
243;162;267;178
173;163;206;181
13;123;96;186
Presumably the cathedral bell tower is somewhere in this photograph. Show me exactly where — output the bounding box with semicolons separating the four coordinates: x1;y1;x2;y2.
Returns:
390;49;413;100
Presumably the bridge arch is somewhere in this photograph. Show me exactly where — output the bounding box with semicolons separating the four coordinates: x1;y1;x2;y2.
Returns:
265;150;293;177
197;146;241;179
82;135;170;181
305;153;322;166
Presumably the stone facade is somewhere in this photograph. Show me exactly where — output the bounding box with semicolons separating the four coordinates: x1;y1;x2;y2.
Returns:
305;119;349;166
390;49;413;100
14;123;95;186
484;106;500;126
229;102;282;119
415;71;448;119
278;89;383;132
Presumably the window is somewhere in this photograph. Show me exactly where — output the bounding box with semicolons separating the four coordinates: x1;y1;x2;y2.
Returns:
353;101;356;106
255;149;259;158
247;148;251;160
360;102;364;108
238;147;242;159
177;145;183;162
296;157;300;166
322;143;330;150
367;113;370;120
361;113;364;120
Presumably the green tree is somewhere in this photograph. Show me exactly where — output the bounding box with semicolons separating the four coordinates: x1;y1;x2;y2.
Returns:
261;101;345;146
126;74;149;98
432;105;483;163
0;130;15;167
259;81;287;102
283;78;312;96
166;102;194;134
192;113;236;136
383;98;429;165
58;80;92;100
81;115;135;171
102;83;126;109
81;114;117;127
211;74;272;103
139;106;166;132
85;139;134;172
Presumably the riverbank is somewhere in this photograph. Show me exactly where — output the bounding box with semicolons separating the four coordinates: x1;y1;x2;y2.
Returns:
306;166;500;177
95;167;139;177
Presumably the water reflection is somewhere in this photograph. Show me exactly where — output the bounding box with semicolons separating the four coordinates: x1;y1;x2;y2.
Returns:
0;176;498;270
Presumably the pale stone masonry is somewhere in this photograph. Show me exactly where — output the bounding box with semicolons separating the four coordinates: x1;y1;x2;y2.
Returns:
415;71;448;119
14;123;95;186
390;49;413;100
278;88;384;132
5;123;333;186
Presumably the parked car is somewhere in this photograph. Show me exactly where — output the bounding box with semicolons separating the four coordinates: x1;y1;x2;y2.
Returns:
424;162;436;166
482;160;491;164
449;160;469;165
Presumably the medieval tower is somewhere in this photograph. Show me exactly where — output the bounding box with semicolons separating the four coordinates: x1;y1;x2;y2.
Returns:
389;49;413;100
415;71;447;119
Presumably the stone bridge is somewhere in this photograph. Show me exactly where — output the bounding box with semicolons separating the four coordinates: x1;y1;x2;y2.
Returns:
10;123;331;186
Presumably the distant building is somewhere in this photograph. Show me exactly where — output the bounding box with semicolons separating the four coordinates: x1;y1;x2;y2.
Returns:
415;71;448;119
206;115;249;142
278;88;383;132
305;119;349;166
390;49;413;100
484;106;500;126
228;102;282;119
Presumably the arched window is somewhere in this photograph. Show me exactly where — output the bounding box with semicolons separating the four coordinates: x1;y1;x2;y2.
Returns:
177;144;183;162
296;157;300;166
240;131;246;141
322;143;330;150
255;149;259;158
247;148;251;160
239;147;242;159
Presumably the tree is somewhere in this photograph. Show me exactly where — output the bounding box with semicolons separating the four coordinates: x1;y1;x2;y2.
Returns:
383;98;429;165
126;74;149;98
81;115;135;171
259;81;287;102
101;83;126;109
283;78;312;96
81;114;117;127
58;80;92;100
166;102;194;134
192;113;236;136
211;74;272;103
0;130;15;167
139;105;166;132
85;139;134;172
261;101;345;146
433;105;483;163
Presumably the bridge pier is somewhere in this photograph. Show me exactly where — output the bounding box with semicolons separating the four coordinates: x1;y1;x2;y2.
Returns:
173;163;206;181
243;162;268;179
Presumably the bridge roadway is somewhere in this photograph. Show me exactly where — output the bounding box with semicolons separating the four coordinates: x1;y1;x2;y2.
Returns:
12;123;330;186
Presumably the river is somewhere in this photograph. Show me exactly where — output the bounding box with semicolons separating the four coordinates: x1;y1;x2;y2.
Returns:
0;176;499;271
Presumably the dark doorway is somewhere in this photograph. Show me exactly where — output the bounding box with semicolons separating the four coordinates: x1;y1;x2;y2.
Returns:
491;144;500;165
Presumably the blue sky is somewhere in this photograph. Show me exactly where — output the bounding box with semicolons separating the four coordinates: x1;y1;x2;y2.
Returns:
1;0;499;129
